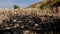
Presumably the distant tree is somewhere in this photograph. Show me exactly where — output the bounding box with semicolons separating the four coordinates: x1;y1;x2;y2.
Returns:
14;5;20;9
40;0;51;9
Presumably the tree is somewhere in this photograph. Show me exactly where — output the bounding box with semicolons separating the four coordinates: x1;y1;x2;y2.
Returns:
40;1;51;9
58;0;60;2
14;5;20;9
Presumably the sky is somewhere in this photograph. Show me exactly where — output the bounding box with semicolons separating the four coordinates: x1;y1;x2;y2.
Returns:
0;0;42;8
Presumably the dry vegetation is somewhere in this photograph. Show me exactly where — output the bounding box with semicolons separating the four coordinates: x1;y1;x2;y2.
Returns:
0;8;60;34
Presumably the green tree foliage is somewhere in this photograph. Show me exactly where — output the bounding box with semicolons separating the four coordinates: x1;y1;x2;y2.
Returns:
14;5;20;9
40;1;51;9
58;0;60;2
